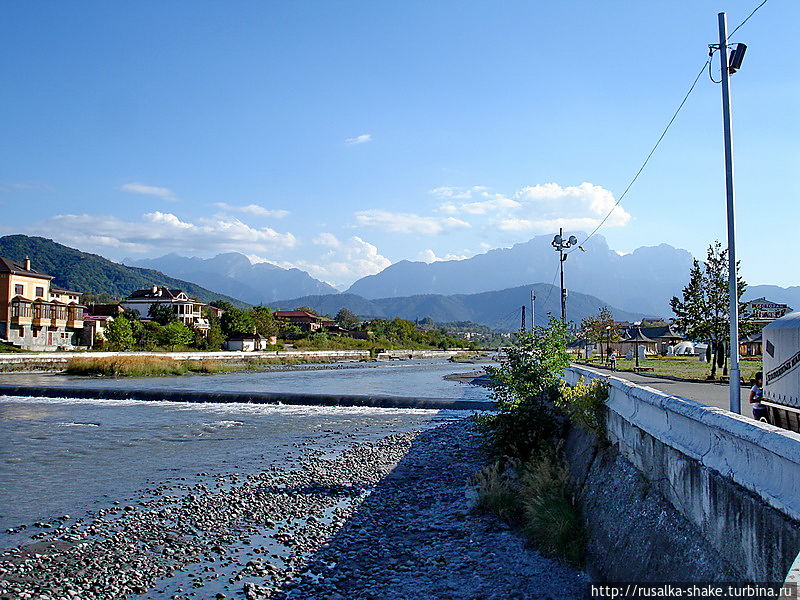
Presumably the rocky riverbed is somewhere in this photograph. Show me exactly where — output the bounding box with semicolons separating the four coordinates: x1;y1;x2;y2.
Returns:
0;418;585;600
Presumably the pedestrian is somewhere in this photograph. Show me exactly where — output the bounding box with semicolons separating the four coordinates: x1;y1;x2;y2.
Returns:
609;349;617;371
749;371;767;422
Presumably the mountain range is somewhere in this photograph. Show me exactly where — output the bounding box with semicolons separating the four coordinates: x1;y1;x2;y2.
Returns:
3;235;795;328
125;253;337;305
0;235;247;307
268;283;645;332
346;234;694;317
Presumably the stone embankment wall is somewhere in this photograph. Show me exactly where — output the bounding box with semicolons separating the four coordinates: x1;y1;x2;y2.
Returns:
0;349;466;372
564;365;800;583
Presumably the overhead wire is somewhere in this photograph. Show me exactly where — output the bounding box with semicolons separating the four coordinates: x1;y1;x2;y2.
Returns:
726;0;768;42
565;0;768;254
567;59;709;254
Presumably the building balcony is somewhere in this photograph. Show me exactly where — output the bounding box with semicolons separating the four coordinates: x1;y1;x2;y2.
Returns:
10;313;32;325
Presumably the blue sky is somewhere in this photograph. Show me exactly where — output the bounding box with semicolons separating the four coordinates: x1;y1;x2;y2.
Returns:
1;1;797;288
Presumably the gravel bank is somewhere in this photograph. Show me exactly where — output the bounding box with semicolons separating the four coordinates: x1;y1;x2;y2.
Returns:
0;419;585;600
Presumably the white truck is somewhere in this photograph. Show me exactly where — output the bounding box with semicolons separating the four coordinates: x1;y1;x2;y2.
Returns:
762;311;800;432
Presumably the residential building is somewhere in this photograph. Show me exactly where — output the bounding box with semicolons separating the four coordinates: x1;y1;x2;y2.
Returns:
0;256;85;350
121;285;210;333
81;314;114;347
226;333;276;352
274;310;325;332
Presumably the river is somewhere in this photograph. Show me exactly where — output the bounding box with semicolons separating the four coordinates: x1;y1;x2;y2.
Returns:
0;359;491;550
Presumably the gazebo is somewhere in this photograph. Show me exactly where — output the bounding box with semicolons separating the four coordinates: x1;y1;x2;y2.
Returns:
653;325;685;355
620;327;655;368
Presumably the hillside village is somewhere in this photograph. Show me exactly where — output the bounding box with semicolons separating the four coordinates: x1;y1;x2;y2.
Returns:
0;255;480;353
1;252;792;364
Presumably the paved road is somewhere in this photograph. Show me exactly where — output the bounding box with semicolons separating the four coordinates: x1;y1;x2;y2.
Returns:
586;366;753;415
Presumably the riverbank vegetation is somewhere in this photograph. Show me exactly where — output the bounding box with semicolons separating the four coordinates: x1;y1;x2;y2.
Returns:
0;342;27;353
97;302;474;354
64;355;345;377
473;317;607;566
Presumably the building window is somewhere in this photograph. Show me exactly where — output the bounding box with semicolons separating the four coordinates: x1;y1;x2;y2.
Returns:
14;284;23;295
36;287;44;297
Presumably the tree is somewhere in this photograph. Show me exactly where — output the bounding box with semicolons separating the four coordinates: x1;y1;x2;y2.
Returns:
196;307;225;350
209;300;234;314
122;307;142;322
148;303;178;325
334;308;360;330
251;306;278;338
670;241;749;378
158;321;194;351
578;307;619;360
220;307;255;337
295;306;319;316
104;315;135;351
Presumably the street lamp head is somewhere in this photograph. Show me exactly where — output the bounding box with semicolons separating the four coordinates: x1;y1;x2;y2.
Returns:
729;43;747;74
552;234;563;246
568;235;578;246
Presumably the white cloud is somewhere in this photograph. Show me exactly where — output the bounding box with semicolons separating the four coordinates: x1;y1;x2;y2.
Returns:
418;249;469;263
345;134;372;145
429;186;488;200
440;193;521;215
435;182;630;233
355;209;470;235
275;236;391;287
213;203;290;218
120;182;178;202
312;232;342;247
25;212;297;255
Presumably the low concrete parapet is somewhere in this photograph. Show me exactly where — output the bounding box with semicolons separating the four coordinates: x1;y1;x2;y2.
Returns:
565;364;800;581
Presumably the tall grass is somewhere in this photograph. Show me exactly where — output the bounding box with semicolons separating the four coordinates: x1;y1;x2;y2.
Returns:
473;461;521;523
474;449;586;566
66;356;188;376
64;355;347;377
519;448;586;566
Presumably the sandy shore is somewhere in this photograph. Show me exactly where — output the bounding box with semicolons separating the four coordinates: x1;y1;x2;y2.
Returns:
0;419;584;600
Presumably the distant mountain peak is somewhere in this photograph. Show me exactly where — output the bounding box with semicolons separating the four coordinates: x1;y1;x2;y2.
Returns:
127;252;337;305
346;233;693;317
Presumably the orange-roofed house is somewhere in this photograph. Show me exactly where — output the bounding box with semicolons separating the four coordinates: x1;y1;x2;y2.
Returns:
274;310;325;332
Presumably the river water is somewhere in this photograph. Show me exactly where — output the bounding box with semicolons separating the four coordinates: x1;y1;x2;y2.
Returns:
0;359;491;550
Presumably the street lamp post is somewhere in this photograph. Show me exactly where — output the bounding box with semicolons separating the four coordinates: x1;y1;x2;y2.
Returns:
551;228;578;323
711;12;747;414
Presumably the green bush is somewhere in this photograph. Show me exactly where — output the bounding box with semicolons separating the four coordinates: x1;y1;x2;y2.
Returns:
519;447;585;566
475;317;571;461
475;385;564;461
558;378;608;435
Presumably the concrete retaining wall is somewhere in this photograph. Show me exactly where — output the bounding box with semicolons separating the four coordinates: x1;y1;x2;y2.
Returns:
0;384;492;411
565;365;800;581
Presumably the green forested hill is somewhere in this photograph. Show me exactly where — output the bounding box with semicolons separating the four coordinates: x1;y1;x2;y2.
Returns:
0;235;248;307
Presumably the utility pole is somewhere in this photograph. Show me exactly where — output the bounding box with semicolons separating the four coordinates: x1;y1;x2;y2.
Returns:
717;12;742;414
551;228;577;324
530;291;536;331
521;305;526;331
